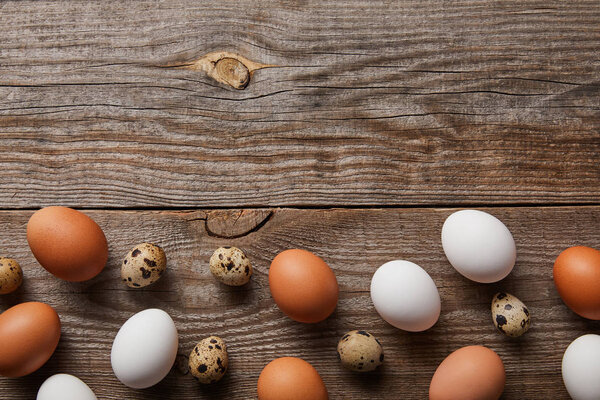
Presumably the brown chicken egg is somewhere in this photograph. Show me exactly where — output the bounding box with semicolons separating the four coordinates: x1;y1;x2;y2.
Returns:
554;246;600;320
269;249;338;323
257;357;328;400
27;206;108;282
0;302;61;377
429;345;505;400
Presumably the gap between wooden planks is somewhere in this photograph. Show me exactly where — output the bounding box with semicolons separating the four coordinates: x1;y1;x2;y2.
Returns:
0;206;598;399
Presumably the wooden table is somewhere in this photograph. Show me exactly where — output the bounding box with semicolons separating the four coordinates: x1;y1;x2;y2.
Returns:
1;1;599;399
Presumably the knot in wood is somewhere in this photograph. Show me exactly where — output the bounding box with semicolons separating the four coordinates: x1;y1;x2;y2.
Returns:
205;209;273;238
215;57;250;89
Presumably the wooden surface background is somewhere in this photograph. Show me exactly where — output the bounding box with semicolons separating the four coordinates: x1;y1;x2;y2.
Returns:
0;0;599;399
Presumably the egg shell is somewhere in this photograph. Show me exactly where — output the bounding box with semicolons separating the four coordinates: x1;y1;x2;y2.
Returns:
269;249;338;323
370;260;441;332
491;292;531;337
0;257;23;294
337;330;383;372
27;206;108;282
189;336;228;384
0;302;61;377
257;357;328;400
111;308;178;389
442;210;516;283
121;243;167;288
209;246;252;286
553;246;600;320
429;345;505;400
37;374;97;400
562;334;600;400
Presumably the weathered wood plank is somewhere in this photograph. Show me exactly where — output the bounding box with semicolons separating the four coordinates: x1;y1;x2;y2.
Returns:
0;206;598;399
1;0;599;208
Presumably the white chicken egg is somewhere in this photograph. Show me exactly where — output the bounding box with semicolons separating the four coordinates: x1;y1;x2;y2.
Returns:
370;260;441;332
111;308;178;389
562;334;600;400
441;210;516;283
37;374;97;400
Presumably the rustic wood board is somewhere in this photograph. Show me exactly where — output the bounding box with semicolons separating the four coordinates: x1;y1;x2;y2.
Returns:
0;207;599;399
2;0;599;398
1;0;599;208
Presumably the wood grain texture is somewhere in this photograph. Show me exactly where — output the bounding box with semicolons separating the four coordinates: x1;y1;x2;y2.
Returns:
0;207;598;399
1;0;599;208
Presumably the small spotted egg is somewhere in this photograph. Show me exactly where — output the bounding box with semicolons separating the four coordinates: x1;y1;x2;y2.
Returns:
121;243;166;288
189;336;228;384
209;247;252;286
0;257;23;294
337;330;384;372
491;292;531;337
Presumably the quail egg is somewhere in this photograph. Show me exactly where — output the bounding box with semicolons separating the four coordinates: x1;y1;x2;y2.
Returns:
0;257;23;294
189;336;228;384
209;247;252;286
121;243;166;288
337;330;384;372
491;292;531;337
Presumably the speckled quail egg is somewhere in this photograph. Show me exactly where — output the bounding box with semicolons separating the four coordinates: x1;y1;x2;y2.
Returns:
0;257;23;294
189;336;228;384
337;330;384;372
209;246;252;286
491;292;531;337
121;243;166;288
